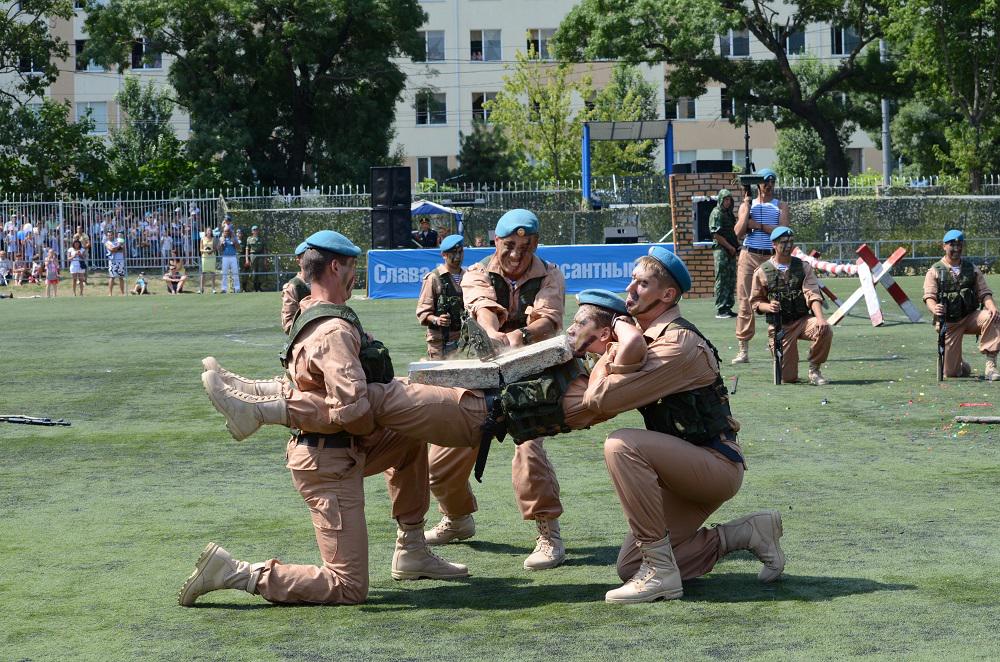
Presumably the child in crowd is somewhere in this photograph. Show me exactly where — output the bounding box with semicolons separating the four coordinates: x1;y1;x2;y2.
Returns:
29;257;42;284
12;254;27;286
132;272;149;295
45;249;59;297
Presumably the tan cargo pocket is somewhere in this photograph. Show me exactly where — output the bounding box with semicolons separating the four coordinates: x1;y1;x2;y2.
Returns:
285;441;320;471
306;493;342;532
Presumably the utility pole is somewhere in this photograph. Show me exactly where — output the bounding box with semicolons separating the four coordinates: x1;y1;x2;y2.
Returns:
880;39;891;187
743;98;751;173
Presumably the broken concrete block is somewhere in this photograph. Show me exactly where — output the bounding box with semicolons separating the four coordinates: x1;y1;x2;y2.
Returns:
407;335;574;388
496;335;574;383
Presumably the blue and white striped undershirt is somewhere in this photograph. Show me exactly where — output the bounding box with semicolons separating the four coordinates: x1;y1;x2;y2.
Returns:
743;199;782;251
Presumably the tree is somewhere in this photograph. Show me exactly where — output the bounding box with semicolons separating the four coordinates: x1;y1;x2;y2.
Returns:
452;120;522;184
886;0;1000;191
84;0;426;188
0;101;109;194
774;126;826;181
556;0;901;180
0;0;74;103
486;48;592;181
887;100;954;177
588;63;659;177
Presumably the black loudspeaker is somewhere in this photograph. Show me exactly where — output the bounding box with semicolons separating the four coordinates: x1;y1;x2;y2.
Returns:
370;166;412;208
693;159;734;174
693;198;718;243
671;163;692;174
604;227;639;244
371;207;415;249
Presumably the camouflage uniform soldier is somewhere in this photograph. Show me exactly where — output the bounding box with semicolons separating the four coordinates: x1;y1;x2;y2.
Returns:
710;188;738;319
416;234;466;359
244;225;266;292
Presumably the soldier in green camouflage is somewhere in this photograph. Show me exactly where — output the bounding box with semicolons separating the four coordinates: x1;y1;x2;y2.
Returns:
710;188;738;319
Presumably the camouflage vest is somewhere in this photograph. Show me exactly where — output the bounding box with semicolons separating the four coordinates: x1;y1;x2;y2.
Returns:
289;276;311;302
501;360;584;442
637;317;740;446
933;259;978;322
435;270;464;332
761;258;811;325
280;303;394;384
482;256;547;332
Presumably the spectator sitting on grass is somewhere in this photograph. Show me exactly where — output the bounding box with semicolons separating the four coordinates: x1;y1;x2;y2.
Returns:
12;254;27;286
132;272;149;295
164;251;188;294
29;257;42;284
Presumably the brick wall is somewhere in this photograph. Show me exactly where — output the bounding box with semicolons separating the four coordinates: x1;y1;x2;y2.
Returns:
669;172;738;299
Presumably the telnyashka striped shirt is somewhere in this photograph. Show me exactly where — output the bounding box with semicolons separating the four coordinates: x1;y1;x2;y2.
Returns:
744;199;782;251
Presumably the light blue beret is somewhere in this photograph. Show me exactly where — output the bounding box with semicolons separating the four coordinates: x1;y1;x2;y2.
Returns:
757;168;777;181
495;209;539;238
646;246;691;293
440;234;464;252
305;230;361;257
943;229;964;243
576;289;629;316
770;226;793;241
294;241;309;256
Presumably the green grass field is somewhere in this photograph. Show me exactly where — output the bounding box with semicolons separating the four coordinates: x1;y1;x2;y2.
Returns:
2;275;999;661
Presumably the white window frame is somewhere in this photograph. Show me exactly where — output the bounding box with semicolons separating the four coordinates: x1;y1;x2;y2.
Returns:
471;91;497;122
720;29;750;58
415;91;447;126
76;101;108;134
417;30;445;62
831;26;861;56
784;28;806;56
75;40;105;72
526;28;555;60
470;29;501;62
131;38;162;70
416;156;449;182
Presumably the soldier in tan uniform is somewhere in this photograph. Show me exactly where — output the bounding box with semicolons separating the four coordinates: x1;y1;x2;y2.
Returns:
179;231;479;607
748;227;832;385
584;246;784;603
923;229;1000;380
424;209;570;571
416;234;466;359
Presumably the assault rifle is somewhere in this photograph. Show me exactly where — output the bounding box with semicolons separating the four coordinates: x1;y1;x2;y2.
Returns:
767;307;784;385
936;315;946;381
1;415;71;426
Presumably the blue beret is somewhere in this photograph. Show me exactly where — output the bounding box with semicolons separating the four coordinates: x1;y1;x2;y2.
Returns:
757;168;777;181
495;209;539;238
576;289;629;316
440;234;464;252
646;246;691;293
770;226;793;241
943;229;964;243
294;241;309;256
305;230;361;257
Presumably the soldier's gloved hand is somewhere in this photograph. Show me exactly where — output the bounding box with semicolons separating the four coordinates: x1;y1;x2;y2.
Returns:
437;313;451;328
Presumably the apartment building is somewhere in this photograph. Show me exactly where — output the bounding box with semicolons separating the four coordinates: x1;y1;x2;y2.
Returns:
7;1;880;184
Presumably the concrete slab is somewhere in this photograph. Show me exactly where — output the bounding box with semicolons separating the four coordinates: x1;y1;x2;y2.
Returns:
407;334;575;388
496;335;574;383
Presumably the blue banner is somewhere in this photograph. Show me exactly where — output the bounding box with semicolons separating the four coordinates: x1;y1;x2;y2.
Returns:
366;243;674;299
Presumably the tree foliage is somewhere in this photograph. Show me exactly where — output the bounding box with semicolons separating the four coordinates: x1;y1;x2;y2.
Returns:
486;48;592;181
452;120;522;184
886;0;1000;191
0;0;74;103
588;63;659;177
556;0;900;179
775;125;827;181
84;0;426;188
0;101;109;194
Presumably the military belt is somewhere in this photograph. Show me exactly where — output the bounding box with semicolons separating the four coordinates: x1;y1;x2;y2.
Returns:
745;247;774;256
294;431;353;449
707;430;744;465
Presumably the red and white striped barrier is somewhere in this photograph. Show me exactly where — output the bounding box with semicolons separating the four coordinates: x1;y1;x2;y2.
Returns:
793;248;859;276
824;244;923;326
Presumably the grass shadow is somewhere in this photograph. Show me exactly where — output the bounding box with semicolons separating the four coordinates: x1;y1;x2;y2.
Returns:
462;541;621;567
682;572;916;603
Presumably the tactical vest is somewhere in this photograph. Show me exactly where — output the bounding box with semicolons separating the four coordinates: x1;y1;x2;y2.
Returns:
435;270;464;332
933;259;978;322
280;303;394;384
761;258;811;325
289;276;311;302
501;360;584;442
637;317;741;450
482;256;547;332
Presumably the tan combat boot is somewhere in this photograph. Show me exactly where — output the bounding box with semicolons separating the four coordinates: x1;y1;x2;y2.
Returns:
985;354;1000;381
716;510;785;583
424;514;476;545
523;518;566;571
203;356;284;396
808;363;829;385
177;542;265;606
202;371;289;441
731;340;749;364
391;521;470;580
604;536;683;604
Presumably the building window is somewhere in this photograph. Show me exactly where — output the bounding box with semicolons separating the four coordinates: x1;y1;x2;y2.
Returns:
831;26;860;56
472;92;497;121
415;90;447;125
669;96;696;119
847;147;863;174
720;29;750;57
415;30;445;62
675;150;697;164
526;29;555;60
74;0;86;8
664;96;677;120
721;87;734;119
76;101;108;133
417;156;450;182
131;38;162;69
18;55;45;74
470;29;501;61
722;149;750;167
75;40;104;72
784;28;806;55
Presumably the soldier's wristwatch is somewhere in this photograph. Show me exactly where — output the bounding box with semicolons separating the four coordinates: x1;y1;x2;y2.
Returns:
519;327;532;345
